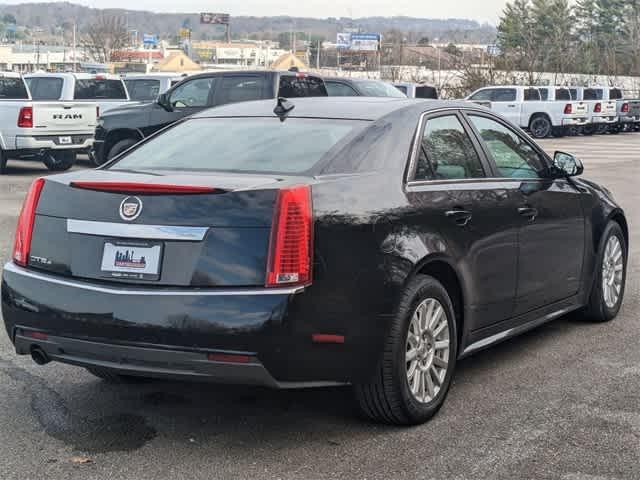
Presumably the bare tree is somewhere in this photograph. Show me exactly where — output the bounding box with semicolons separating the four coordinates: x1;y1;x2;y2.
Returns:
83;14;129;64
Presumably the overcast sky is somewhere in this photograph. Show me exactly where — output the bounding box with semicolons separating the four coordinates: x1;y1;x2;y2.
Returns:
15;0;512;24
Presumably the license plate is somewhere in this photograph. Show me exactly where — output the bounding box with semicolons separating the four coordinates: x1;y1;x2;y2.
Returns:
100;241;162;280
59;136;72;145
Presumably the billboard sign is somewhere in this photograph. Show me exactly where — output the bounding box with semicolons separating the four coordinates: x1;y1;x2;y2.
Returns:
350;33;380;51
336;33;351;49
142;34;158;46
200;13;231;25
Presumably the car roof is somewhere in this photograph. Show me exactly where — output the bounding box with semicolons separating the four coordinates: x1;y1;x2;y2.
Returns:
24;72;121;80
193;97;478;121
323;77;382;83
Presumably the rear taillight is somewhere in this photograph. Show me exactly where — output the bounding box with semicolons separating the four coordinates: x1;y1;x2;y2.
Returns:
69;182;219;194
622;103;630;113
13;178;45;266
266;185;313;287
564;104;572;114
594;103;602;113
17;106;33;128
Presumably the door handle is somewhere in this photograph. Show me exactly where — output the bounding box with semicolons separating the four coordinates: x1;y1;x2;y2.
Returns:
445;209;473;227
507;104;517;108
518;207;539;221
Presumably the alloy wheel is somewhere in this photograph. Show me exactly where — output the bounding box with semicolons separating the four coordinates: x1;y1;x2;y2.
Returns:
405;298;450;404
602;235;624;309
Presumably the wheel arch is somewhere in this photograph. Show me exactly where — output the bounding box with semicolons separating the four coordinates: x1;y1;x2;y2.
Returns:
105;128;144;154
608;210;628;247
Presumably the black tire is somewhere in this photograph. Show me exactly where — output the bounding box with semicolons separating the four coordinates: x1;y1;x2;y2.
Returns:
42;151;75;171
86;367;149;384
0;149;7;175
107;138;138;161
552;126;566;138
581;221;627;323
582;124;596;136
529;115;552;139
609;124;622;135
354;275;458;425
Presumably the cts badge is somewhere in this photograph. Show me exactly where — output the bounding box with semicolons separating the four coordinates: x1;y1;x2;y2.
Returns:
119;196;142;221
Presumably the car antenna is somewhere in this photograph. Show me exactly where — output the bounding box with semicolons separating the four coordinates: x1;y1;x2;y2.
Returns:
274;97;295;122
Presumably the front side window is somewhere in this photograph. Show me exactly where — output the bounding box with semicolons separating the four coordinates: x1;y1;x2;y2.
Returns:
469;89;493;101
110;117;366;174
74;79;127;99
492;88;517;102
125;79;161;101
325;81;359;97
169;77;213;108
469;115;546;179
26;77;63;100
217;76;265;105
414;114;485;181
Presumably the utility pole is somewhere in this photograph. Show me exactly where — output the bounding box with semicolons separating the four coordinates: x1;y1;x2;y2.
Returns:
316;39;320;69
72;22;77;72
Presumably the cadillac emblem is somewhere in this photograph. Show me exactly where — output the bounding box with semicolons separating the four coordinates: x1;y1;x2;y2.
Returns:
119;196;142;221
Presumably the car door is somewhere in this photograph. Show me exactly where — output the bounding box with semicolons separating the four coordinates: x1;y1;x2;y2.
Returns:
405;111;520;330
212;74;270;106
490;88;521;125
466;112;586;316
148;76;216;133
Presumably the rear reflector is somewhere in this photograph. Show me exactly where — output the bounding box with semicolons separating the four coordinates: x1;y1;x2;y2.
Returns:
564;104;572;114
312;334;345;344
13;178;45;266
17;106;33;128
622;103;630;113
266;185;313;287
70;182;218;194
594;103;602;113
207;353;253;364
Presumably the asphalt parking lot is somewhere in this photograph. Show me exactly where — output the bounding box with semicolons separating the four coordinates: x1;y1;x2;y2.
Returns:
0;134;639;480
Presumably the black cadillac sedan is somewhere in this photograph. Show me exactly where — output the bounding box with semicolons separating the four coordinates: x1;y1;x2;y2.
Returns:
1;98;628;425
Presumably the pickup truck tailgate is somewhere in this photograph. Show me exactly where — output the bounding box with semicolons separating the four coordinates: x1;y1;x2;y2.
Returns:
32;102;97;132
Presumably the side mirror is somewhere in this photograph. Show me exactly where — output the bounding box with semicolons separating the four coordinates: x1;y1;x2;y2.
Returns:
157;93;173;112
553;151;583;177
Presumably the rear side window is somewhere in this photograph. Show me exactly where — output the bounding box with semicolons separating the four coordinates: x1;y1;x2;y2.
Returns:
217;76;266;105
524;88;541;101
353;80;406;97
492;88;517;102
125;79;161;101
569;88;578;100
110;117;366;174
538;89;549;101
555;88;571;101
414;114;485;181
278;75;327;98
26;77;63;100
610;88;623;100
584;89;603;100
0;78;29;99
325;81;359;96
74;79;127;100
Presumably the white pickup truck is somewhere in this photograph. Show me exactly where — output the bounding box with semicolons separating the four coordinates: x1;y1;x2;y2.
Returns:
466;86;589;138
123;73;188;102
0;72;97;174
570;87;619;134
24;72;130;115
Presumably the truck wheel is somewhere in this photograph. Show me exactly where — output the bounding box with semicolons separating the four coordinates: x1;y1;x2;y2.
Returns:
0;149;7;175
43;151;76;171
107;138;138;161
552;126;566;138
529;115;552;138
582;124;596;135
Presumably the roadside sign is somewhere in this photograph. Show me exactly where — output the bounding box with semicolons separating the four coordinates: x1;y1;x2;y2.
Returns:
200;13;231;25
337;33;351;49
142;34;158;46
350;33;381;51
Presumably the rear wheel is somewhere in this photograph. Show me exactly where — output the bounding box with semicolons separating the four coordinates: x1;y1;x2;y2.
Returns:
354;275;458;425
552;126;566;138
581;222;627;322
529;115;552;138
107;138;138;161
43;151;75;171
0;149;7;174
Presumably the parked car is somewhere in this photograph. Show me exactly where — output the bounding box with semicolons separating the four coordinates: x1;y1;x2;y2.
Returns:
393;82;438;99
91;70;328;165
123;73;189;102
0;72;97;174
571;86;619;135
24;72;130;115
324;77;406;97
466;86;589;138
2;97;627;425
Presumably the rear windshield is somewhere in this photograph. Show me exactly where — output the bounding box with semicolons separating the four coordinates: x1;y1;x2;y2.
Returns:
0;77;29;99
125;79;161;101
25;77;63;100
354;80;406;98
584;88;603;100
278;75;328;98
110;117;367;174
74;79;127;100
415;86;437;99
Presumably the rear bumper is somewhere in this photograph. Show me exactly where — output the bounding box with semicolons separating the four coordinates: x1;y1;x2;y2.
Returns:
591;115;618;124
619;115;640;123
562;117;589;126
1;262;355;386
15;134;94;151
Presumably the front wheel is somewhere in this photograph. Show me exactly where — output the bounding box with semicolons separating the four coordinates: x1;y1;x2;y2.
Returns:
529;115;552;138
581;222;627;322
42;151;75;171
354;275;458;425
